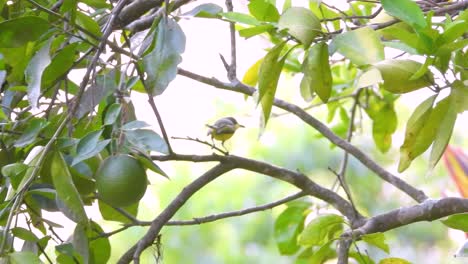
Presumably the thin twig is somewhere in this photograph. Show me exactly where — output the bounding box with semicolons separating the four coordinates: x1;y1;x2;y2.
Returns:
331;88;364;218
225;0;237;81
134;63;174;154
166;191;307;226
171;136;228;155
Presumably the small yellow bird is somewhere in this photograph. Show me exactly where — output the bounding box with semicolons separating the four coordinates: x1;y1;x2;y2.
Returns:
206;117;244;149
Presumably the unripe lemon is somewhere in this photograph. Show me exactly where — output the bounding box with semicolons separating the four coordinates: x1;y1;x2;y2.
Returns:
95;154;147;207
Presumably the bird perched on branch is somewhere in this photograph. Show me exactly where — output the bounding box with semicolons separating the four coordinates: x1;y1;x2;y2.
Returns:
206;117;244;150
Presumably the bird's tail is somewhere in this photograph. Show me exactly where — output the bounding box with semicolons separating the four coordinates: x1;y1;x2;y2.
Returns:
206;124;215;136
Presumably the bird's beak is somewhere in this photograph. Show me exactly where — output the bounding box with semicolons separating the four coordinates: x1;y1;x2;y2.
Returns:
237;124;245;128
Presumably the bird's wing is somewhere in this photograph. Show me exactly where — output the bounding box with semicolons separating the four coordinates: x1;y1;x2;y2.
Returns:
215;125;236;134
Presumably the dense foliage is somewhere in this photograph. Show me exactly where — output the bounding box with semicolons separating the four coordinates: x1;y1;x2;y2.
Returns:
0;0;467;263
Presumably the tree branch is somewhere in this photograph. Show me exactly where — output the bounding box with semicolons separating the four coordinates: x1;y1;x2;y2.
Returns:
337;237;352;264
126;0;194;32
177;68;428;203
166;191;307;226
350;197;468;236
116;0;164;28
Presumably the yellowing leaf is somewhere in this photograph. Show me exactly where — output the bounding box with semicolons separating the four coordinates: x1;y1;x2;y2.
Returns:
399;96;452;172
242;58;263;87
257;42;286;126
379;257;411;264
375;59;434;94
333;27;384;66
362;232;390;254
298;214;344;246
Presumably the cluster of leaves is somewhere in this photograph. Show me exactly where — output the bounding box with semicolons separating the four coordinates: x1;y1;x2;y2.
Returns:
273;201;400;264
0;0;179;262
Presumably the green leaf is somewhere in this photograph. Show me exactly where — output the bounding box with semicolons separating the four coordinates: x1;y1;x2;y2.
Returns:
76;11;102;38
88;221;111;264
301;42;332;102
332;27;384;66
239;24;275;38
182;3;223;18
366;99;398;153
14;118;48;148
349;251;376;264
257;42;287;126
438;20;468;46
307;240;336;264
2;163;28;190
441;213;468;232
399;96;450;172
298;214;344;246
242;58;263;86
221;12;261;26
142;17;185;96
398;95;437;172
428;97;457;171
25;39;52;109
274;202;309;255
357;68;383;88
437;38;468;55
75;72;118;118
42;43;78;88
55;242;84;264
72;130;110;166
374;59;434;94
72;223;89;264
124;129;169;154
0;16;50;48
51;152;88;223
434;51;451;74
81;0;111;9
278;7;321;48
248;0;280;22
7;252;41;264
11;227;39;242
98;200;138;223
121;120;151;130
362;232;390;254
451;81;468;113
134;152;169;179
104;103;122;125
409;57;434;80
379;257;411;264
381;0;426;29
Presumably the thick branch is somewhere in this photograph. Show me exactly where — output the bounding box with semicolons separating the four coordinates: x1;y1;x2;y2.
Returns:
126;0;194;32
351;197;468;236
116;0;163;28
177;68;428;203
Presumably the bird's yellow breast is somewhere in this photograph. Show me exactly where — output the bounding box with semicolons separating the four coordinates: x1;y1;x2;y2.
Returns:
210;130;234;141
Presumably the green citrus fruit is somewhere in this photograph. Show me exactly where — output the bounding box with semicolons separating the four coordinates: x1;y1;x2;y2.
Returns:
95;154;147;207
